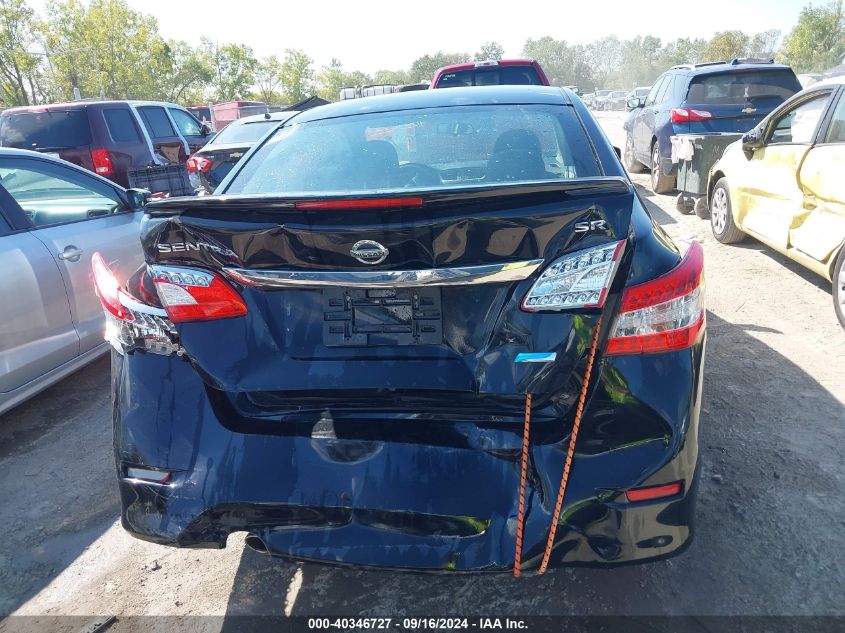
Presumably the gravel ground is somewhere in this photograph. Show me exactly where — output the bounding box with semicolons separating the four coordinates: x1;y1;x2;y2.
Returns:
1;111;843;626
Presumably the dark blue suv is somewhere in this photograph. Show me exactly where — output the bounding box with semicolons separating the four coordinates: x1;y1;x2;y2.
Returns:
622;59;802;193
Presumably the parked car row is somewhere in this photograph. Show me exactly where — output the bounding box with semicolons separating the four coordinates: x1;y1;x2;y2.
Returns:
0;100;211;194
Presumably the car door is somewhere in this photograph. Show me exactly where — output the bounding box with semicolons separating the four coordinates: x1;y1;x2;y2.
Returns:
634;74;667;161
0;195;79;396
168;107;210;154
0;156;144;355
136;105;186;164
790;87;845;268
735;89;834;248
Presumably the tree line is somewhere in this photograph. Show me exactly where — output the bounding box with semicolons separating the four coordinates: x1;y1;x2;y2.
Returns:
0;0;842;108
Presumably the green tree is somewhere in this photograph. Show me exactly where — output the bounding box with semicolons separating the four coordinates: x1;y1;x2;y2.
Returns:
316;58;372;101
474;41;504;61
408;51;467;82
158;40;212;104
704;30;751;62
780;1;845;72
659;37;708;67
523;37;592;90
372;68;410;85
43;0;169;101
0;0;42;105
202;39;257;101
586;36;622;87
254;54;282;104
279;48;314;104
748;29;781;58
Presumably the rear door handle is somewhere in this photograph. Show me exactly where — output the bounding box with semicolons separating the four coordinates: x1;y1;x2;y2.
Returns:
58;245;83;262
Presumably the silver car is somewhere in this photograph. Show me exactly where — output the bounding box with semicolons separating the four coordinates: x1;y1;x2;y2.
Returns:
0;149;145;415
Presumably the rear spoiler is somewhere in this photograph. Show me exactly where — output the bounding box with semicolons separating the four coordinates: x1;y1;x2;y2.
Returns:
145;178;633;216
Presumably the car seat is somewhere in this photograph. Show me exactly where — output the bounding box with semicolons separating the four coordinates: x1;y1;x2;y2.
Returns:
486;129;550;182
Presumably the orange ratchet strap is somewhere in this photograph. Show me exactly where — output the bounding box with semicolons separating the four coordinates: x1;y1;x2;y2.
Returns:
513;317;604;577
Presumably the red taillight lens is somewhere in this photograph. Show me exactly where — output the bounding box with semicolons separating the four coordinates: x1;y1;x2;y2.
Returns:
294;197;424;210
625;481;683;503
186;155;211;173
670;107;713;123
151;266;247;323
91;148;113;176
92;252;131;320
607;241;705;356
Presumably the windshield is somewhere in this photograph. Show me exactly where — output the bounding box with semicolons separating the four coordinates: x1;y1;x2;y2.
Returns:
436;66;543;88
210;119;280;145
0;110;92;149
686;70;801;106
225;105;601;196
596;91;611;97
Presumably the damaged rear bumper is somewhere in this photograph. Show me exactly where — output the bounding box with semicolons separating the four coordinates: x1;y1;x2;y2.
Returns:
113;343;703;571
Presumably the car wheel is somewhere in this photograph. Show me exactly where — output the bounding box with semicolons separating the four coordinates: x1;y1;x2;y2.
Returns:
709;178;745;244
623;133;645;173
833;245;845;330
650;142;675;194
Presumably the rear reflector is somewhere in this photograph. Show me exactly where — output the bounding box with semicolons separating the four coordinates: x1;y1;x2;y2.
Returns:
522;240;625;311
671;107;713;123
607;241;704;355
151;265;247;322
625;481;682;502
295;197;424;210
126;467;171;483
91;148;113;175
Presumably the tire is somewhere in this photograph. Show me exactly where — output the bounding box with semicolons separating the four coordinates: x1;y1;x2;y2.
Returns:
694;196;710;219
623;133;645;173
650;142;675;194
709;178;745;244
833;245;845;330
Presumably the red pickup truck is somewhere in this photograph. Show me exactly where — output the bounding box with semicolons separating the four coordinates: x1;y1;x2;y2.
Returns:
430;59;550;89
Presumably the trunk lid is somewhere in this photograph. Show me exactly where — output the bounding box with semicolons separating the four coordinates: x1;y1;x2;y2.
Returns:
141;180;634;418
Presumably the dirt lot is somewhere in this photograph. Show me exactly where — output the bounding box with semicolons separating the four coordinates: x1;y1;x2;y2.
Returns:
1;111;844;626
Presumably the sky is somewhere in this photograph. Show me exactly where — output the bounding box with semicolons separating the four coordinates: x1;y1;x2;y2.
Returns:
28;0;806;73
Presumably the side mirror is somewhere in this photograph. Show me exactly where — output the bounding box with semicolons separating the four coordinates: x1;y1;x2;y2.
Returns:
200;124;211;136
741;129;764;158
127;188;151;209
627;98;643;111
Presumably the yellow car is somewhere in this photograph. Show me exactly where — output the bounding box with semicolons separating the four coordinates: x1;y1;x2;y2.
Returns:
708;77;845;328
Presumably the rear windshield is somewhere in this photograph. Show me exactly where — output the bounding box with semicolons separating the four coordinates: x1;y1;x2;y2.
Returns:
0;110;92;150
686;70;801;106
225;104;601;195
210;119;278;145
436;66;542;88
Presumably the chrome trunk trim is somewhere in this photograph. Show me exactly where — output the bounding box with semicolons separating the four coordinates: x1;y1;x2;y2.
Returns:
224;259;544;288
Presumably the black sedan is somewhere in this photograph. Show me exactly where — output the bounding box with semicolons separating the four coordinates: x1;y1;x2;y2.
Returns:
186;111;297;193
94;86;705;573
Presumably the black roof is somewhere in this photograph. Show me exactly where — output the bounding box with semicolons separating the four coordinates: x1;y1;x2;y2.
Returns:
292;85;572;124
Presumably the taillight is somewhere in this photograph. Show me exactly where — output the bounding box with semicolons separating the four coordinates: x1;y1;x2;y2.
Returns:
186;154;212;173
670;107;713;123
91;148;113;175
92;253;180;356
522;241;625;311
607;241;704;355
151;265;247;322
92;252;131;320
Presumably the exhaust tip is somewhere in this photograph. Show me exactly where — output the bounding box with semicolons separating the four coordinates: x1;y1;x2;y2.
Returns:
245;535;268;553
